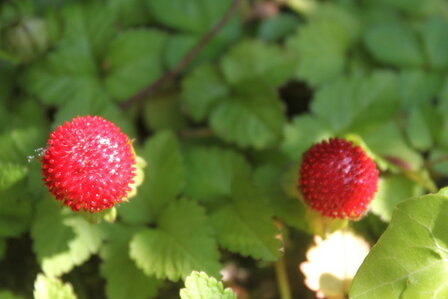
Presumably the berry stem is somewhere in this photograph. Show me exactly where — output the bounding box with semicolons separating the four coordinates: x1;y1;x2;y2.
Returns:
275;254;292;299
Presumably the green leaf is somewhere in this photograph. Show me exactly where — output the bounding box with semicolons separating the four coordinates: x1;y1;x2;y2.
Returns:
182;64;229;122
52;93;135;137
220;40;295;89
420;16;448;70
311;71;400;133
100;224;160;299
211;91;286;149
254;164;308;231
23;3;115;106
360;121;423;171
164;29;241;70
24;62;101;106
0;127;46;165
210;177;280;261
146;0;235;34
281;115;332;160
61;3;116;58
143;93;187;131
0;163;27;191
0;290;24;299
130;199;221;281
180;271;236;299
0;99;48;132
184;146;251;202
119;131;184;223
364;22;424;67
371;175;423;222
31;200;103;277
103;29;167;100
33;274;77;299
405;106;433;151
286;19;350;86
108;0;150;27
399;69;442;109
258;14;299;43
0;189;32;238
350;190;448;298
429;148;448;176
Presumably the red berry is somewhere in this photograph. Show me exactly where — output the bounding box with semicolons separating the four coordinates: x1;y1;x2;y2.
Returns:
299;138;379;219
41;116;136;213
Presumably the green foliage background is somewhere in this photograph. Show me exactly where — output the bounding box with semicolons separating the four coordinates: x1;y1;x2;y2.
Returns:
1;0;448;298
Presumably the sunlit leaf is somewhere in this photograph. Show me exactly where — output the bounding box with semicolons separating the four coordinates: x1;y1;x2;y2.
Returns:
350;190;448;298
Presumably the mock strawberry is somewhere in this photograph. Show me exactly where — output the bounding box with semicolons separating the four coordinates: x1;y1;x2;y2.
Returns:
41;116;136;213
299;138;379;219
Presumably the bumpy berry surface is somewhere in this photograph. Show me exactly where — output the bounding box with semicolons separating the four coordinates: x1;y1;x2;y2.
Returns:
42;116;136;213
299;138;379;219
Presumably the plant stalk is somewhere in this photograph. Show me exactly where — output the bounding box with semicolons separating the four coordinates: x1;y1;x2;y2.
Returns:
275;254;292;299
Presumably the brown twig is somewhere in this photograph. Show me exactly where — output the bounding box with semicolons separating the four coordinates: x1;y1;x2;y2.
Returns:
119;0;242;110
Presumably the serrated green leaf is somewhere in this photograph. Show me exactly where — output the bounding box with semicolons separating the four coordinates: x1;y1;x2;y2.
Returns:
180;271;236;299
311;71;400;133
100;224;160;299
119;131;184;223
61;3;116;58
23;3;115;106
281;115;332;160
130;199;221;281
211;177;280;261
31;200;103;277
103;29;167;100
420;16;448;70
211;92;285;149
371;175;423;222
146;0;234;34
350;191;448;298
286;19;350;86
24;63;102;106
182;64;229;122
33;274;77;299
364;22;424;67
360;121;423;171
0;163;27;191
220;40;295;89
399;69;442;109
184;146;251;202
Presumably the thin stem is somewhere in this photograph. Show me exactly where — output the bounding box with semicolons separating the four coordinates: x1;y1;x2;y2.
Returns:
119;0;242;110
275;255;292;299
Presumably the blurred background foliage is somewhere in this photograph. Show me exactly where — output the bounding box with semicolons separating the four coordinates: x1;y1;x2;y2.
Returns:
1;0;448;298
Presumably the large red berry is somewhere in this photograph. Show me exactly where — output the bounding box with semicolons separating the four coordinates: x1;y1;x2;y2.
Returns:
299;138;379;219
42;116;136;213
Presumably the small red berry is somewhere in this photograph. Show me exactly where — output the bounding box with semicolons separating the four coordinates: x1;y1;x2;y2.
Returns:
41;116;136;213
299;138;379;219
